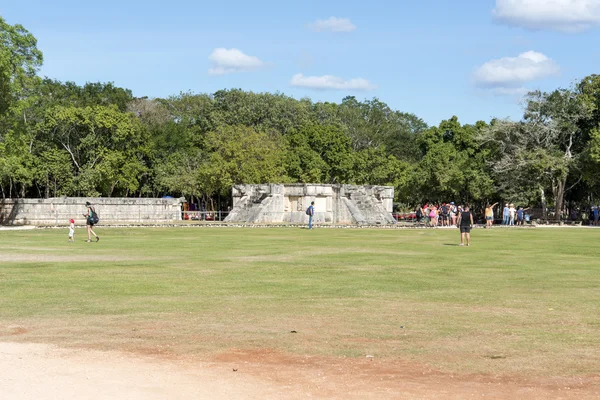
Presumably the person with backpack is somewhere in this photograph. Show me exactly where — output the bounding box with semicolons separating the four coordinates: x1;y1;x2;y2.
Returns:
306;201;315;230
440;203;449;226
83;201;100;242
415;205;424;223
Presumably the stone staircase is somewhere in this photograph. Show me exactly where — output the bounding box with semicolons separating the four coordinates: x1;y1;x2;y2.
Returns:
342;191;396;225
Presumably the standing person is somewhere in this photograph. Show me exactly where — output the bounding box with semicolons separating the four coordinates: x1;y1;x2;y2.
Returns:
594;206;599;227
570;208;577;222
68;219;75;242
509;204;517;226
83;201;100;242
449;202;457;226
440;203;448;227
485;203;498;228
502;203;510;225
517;206;530;225
307;201;315;230
428;205;437;227
457;204;474;246
416;204;424;223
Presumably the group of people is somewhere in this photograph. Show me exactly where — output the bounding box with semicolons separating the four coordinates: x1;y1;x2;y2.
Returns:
416;202;464;227
417;201;532;231
415;202;474;245
485;203;529;227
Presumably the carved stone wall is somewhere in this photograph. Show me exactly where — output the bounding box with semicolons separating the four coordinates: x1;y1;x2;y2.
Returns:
225;184;395;225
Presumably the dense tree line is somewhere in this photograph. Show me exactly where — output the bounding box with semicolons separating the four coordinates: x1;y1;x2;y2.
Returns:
2;17;600;219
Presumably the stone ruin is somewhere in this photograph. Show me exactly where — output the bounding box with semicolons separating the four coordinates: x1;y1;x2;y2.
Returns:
224;184;395;225
0;197;185;226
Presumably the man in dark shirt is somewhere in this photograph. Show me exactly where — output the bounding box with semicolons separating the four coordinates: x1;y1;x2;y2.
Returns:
457;204;474;246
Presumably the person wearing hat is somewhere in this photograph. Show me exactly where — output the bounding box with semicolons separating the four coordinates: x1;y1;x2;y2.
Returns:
68;219;75;242
82;201;100;242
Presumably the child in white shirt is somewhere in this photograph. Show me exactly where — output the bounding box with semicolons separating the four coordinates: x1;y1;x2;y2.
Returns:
68;219;75;242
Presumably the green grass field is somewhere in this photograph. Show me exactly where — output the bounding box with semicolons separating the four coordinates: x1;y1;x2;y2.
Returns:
1;226;599;378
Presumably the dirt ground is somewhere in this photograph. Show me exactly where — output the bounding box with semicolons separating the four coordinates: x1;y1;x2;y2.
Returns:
1;342;598;399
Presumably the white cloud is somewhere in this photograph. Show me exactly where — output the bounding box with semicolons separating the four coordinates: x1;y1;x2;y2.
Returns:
290;73;376;91
309;17;356;32
208;48;268;75
473;51;559;95
493;0;600;32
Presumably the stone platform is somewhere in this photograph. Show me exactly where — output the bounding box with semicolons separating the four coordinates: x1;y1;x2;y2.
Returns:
0;197;185;226
224;184;395;225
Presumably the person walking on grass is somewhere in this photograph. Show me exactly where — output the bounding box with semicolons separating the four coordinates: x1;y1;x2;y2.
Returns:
457;204;474;246
83;201;100;242
485;203;498;229
307;201;315;230
68;219;75;242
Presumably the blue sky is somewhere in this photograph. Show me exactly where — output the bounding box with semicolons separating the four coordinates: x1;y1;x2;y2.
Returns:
2;0;600;126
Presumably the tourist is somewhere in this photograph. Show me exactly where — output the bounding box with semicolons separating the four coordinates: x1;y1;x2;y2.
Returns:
428;204;437;227
517;206;530;225
440;203;449;227
449;202;457;226
83;201;100;242
502;203;510;225
416;204;424;223
485;202;498;229
307;201;315;230
457;204;474;246
68;219;75;243
509;204;517;226
570;208;577;222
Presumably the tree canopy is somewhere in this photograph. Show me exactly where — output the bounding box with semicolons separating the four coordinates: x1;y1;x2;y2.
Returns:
1;16;600;219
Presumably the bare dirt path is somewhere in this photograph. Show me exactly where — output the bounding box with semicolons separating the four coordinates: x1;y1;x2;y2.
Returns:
0;342;280;400
1;342;599;399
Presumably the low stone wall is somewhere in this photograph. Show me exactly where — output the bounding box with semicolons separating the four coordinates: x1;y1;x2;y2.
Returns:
0;198;185;226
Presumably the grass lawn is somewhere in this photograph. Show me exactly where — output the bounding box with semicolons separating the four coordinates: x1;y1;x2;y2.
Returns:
0;226;599;378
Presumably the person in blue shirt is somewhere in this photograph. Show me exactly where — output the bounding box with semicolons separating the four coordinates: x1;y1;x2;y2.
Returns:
516;206;530;225
308;201;315;230
503;204;510;225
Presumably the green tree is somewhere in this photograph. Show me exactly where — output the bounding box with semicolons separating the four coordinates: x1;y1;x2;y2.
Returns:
413;117;494;204
198;125;288;196
480;89;591;220
338;96;426;161
0;16;43;115
285;124;355;184
41;105;147;196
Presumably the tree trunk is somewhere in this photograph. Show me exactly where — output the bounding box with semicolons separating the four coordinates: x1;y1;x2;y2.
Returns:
554;177;567;222
540;187;547;220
